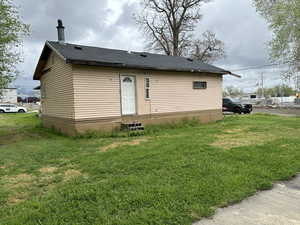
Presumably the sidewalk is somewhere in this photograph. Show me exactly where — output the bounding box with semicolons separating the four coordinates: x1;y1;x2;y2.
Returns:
194;175;300;225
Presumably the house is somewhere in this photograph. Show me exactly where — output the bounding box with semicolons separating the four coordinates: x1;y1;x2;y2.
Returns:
33;20;237;135
0;88;18;104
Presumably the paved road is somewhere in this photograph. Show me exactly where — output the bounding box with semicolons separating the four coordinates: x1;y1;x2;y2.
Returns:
194;175;300;225
253;107;300;117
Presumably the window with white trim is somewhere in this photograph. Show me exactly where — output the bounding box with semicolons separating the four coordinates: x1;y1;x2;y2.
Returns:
145;77;150;99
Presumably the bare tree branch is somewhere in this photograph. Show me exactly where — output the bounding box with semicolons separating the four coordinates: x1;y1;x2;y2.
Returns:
190;31;225;63
137;0;208;56
136;0;224;63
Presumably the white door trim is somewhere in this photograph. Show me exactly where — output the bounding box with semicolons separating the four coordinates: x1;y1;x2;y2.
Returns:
120;75;137;115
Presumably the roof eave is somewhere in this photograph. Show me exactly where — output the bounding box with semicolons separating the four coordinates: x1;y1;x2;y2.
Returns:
33;41;67;80
67;59;227;75
226;72;242;78
33;44;48;80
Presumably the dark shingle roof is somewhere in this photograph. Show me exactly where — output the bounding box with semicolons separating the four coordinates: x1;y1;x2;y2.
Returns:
47;41;229;74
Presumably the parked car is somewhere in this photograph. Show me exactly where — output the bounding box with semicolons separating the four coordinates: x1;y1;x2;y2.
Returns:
0;104;27;113
222;98;252;114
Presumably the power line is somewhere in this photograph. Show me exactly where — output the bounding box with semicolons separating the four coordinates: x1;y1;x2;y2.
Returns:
230;62;290;72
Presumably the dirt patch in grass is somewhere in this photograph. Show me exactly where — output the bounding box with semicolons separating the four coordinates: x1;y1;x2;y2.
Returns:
39;167;57;173
100;138;148;152
0;163;16;170
126;138;148;146
159;134;190;138
101;143;120;152
0;133;24;145
223;128;248;134
2;171;80;205
2;173;35;205
2;168;85;205
64;169;83;181
211;128;278;150
191;211;201;220
40;175;55;182
7;193;29;205
6;173;34;186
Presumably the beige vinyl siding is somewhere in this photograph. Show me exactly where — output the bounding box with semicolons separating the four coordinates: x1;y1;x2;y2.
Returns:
135;74;151;115
148;73;222;114
71;66;222;119
72;66;121;119
40;52;74;118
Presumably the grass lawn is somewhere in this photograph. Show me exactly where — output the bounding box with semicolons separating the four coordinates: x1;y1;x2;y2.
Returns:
0;113;300;225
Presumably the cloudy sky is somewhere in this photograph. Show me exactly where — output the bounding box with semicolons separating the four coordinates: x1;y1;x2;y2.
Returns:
13;0;291;94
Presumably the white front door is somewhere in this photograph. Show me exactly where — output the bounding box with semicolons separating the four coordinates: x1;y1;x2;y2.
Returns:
121;75;136;115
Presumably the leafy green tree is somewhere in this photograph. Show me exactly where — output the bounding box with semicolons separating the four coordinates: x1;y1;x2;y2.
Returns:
0;0;29;94
254;0;300;86
257;85;295;97
223;86;244;98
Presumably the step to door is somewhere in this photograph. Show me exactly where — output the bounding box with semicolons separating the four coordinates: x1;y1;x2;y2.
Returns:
121;122;145;132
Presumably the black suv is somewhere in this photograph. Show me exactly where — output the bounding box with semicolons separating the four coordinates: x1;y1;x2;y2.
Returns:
222;98;252;114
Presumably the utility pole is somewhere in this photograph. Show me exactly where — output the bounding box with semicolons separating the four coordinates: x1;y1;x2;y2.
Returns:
280;78;284;104
261;72;264;98
296;61;300;93
296;73;299;93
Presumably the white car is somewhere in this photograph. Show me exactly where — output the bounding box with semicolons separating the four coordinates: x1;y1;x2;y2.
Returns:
0;104;27;113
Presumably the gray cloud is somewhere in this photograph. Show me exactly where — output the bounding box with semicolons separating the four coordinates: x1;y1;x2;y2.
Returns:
198;0;272;68
13;0;285;94
19;0;111;43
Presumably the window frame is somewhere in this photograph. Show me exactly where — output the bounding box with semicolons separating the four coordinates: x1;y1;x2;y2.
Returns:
193;81;207;90
144;77;150;100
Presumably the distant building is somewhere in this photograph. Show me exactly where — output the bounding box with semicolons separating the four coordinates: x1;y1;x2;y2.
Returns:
0;88;18;103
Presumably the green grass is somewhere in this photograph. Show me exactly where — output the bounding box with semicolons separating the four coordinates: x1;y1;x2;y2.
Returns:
0;113;299;225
